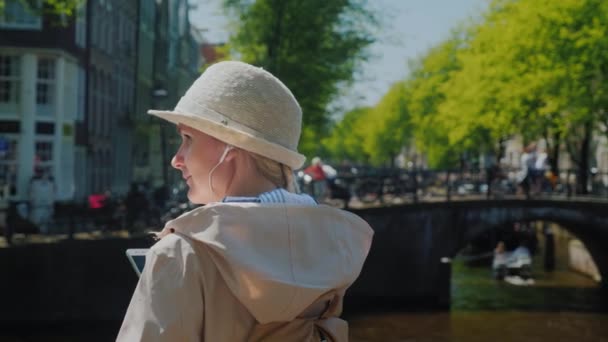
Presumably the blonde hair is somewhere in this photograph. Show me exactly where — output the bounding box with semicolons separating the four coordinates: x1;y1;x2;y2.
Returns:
152;151;301;240
249;152;300;193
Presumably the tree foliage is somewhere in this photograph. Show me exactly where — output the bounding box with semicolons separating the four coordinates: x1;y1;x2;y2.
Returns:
362;81;411;166
0;0;84;20
323;0;608;194
408;36;466;168
322;107;372;164
434;0;608;191
323;81;413;167
222;0;377;158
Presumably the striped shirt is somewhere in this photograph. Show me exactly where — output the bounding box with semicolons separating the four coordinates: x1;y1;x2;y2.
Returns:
222;188;317;205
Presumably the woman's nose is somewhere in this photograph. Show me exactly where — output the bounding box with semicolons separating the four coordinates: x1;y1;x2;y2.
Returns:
171;150;184;170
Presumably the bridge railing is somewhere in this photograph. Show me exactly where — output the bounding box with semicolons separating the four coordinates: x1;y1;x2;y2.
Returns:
306;167;608;204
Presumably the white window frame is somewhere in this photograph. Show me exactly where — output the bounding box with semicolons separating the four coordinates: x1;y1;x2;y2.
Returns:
0;55;21;113
75;2;87;48
36;57;56;117
34;137;54;176
0;135;19;199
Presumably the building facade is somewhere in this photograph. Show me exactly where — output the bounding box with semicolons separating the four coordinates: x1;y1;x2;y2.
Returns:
86;0;138;197
1;0;203;205
137;0;202;190
0;0;86;202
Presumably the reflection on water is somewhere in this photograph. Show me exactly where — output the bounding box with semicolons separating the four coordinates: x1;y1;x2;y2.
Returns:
350;311;608;342
2;227;607;341
350;231;608;342
451;258;606;313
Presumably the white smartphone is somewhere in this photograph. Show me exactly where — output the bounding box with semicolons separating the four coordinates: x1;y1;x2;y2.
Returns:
126;248;149;277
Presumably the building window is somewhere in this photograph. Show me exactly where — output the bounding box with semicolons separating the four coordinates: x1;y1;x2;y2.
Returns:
118;14;124;43
108;14;114;54
104;150;110;190
98;73;104;134
75;3;87;47
36;58;56;117
0;136;19;197
0;55;20;106
34;139;53;175
96;73;101;134
0;0;42;30
105;74;112;135
92;10;98;47
77;66;85;121
35;141;52;162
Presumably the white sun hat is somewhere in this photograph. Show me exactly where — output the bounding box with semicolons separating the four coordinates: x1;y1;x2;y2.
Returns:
148;61;306;169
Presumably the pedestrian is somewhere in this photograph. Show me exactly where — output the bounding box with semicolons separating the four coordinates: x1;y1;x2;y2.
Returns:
517;144;536;198
117;61;374;341
28;169;55;234
304;156;328;201
533;147;548;193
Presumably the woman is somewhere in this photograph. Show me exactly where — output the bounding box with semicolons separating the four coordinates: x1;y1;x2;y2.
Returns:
117;61;373;341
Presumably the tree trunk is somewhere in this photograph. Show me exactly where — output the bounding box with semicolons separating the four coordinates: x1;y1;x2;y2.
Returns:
549;131;561;175
576;121;592;194
267;0;286;75
496;137;506;164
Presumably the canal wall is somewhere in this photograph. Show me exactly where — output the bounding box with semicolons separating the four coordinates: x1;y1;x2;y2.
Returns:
569;239;602;282
346;205;455;310
0;206;455;325
0;237;149;324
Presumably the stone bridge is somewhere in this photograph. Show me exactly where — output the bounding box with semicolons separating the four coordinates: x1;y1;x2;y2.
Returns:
1;199;606;324
347;199;608;309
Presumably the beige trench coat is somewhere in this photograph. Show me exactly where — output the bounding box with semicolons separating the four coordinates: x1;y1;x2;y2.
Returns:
117;203;373;341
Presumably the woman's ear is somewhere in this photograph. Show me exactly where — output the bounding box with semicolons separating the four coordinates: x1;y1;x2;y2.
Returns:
221;145;236;163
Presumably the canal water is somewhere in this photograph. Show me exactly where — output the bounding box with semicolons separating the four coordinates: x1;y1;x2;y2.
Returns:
3;226;606;341
349;227;608;341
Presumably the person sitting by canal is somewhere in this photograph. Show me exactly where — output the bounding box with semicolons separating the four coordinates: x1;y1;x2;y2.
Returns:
117;61;374;341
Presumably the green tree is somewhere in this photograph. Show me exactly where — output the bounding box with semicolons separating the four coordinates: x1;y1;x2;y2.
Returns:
443;0;608;193
323;81;412;167
222;0;377;158
407;35;467;169
363;81;411;166
0;0;83;21
322;107;371;164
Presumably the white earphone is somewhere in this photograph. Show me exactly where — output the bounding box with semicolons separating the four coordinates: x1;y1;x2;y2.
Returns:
218;145;234;164
208;144;234;197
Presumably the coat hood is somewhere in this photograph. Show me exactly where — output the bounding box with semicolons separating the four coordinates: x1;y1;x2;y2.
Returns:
158;203;373;324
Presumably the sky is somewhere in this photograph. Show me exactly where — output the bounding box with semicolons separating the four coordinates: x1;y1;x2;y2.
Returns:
190;0;488;113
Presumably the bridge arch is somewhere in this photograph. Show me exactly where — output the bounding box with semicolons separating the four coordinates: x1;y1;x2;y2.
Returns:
449;200;608;288
347;199;608;309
